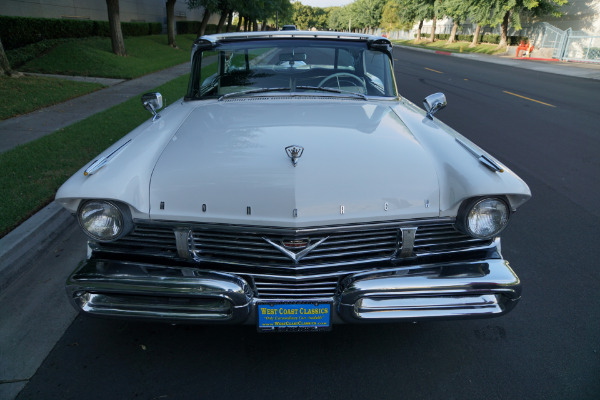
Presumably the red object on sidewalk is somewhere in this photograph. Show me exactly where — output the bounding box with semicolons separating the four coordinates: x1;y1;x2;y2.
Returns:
516;41;534;58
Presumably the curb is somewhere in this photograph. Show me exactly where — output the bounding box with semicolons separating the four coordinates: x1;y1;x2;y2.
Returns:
0;201;75;291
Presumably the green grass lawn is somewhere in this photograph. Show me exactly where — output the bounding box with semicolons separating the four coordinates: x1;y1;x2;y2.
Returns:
17;34;198;79
392;39;506;55
0;34;197;120
0;75;104;120
0;74;190;237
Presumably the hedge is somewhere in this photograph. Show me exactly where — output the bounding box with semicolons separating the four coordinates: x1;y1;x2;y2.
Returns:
0;16;162;50
175;22;220;35
415;32;528;45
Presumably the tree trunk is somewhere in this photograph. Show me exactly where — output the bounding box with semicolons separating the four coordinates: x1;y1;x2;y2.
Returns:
252;20;258;32
106;0;126;56
166;0;177;48
198;8;210;37
226;10;233;32
416;20;423;42
470;24;481;47
430;15;437;42
447;20;458;44
216;10;227;33
498;11;510;48
236;15;243;32
244;16;249;32
262;20;268;31
0;37;12;76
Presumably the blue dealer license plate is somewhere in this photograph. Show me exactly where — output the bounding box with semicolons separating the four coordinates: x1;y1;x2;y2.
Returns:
258;303;332;331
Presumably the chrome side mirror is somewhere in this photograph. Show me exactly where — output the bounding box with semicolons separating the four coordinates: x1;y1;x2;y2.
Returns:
142;92;163;121
423;92;447;120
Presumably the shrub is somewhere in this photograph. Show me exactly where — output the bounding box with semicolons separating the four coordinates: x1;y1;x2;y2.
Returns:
0;16;164;50
176;22;219;35
93;21;111;37
122;22;150;36
149;22;163;35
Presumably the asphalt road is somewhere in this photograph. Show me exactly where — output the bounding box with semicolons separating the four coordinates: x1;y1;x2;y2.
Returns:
15;47;600;400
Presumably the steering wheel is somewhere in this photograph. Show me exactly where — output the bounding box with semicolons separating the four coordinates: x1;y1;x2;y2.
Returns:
318;73;365;89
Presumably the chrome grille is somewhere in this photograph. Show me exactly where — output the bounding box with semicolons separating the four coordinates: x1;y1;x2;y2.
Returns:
414;224;490;255
190;227;399;266
109;225;177;255
97;220;493;299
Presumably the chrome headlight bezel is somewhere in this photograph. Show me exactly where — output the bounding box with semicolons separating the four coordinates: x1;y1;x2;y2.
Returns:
456;197;511;239
77;200;133;242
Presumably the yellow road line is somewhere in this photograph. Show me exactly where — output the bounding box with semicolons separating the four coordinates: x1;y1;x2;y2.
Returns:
425;67;443;74
503;90;556;108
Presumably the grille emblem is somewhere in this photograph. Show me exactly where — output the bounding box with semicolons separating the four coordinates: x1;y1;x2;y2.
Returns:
285;145;304;167
282;239;309;249
264;236;328;264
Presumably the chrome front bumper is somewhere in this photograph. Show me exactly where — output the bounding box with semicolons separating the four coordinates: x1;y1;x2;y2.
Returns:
66;256;521;324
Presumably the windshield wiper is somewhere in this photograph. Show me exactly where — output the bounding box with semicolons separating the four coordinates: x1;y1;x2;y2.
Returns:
218;87;291;100
295;86;367;100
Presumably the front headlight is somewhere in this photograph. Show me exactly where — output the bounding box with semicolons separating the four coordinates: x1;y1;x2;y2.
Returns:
77;200;131;241
458;197;510;239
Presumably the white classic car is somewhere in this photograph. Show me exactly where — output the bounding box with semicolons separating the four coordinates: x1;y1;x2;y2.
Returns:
56;31;531;331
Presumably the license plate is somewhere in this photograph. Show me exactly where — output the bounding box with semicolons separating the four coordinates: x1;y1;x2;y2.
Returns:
257;302;332;332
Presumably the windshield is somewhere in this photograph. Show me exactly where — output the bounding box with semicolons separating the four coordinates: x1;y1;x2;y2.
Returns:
186;39;397;100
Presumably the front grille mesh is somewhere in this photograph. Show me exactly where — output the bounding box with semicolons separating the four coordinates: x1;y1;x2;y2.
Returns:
96;220;492;299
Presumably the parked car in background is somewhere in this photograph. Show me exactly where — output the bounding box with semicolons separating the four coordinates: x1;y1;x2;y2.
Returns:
56;31;531;331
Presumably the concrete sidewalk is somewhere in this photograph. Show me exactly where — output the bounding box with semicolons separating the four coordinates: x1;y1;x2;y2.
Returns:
0;62;189;154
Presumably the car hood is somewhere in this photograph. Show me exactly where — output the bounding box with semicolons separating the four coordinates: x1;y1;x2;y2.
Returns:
149;100;441;226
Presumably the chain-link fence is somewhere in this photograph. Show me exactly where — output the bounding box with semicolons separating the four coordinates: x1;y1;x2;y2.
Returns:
562;30;600;62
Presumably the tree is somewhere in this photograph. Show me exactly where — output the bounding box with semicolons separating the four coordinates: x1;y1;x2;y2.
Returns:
429;0;440;42
106;0;126;56
327;6;352;31
487;0;567;48
439;0;472;43
381;1;402;32
456;0;496;47
395;0;435;41
166;0;177;47
0;37;13;76
351;0;387;34
187;0;219;36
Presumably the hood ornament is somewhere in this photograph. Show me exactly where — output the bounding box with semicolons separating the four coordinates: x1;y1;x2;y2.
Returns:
285;145;304;167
